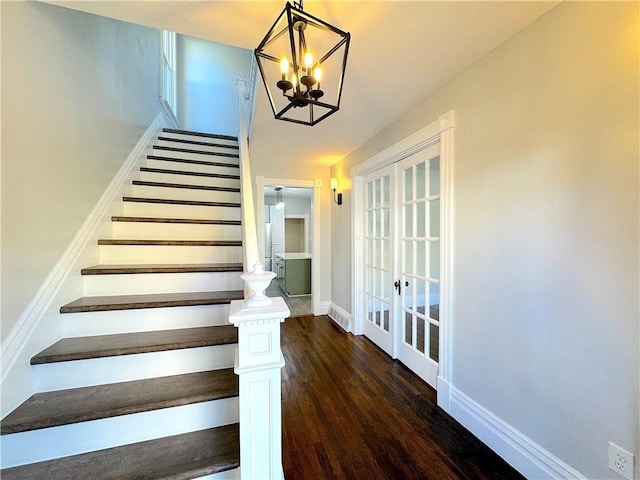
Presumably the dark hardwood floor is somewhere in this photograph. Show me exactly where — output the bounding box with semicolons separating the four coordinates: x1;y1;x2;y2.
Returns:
281;316;524;480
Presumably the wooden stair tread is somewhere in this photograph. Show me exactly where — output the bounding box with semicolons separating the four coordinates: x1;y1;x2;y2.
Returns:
111;216;241;225
123;196;241;208
132;180;240;193
157;136;239;150
0;424;239;479
153;145;239;159
81;263;243;275
97;239;242;246
59;290;244;313
163;128;238;142
31;325;238;365
140;166;240;180
1;369;238;434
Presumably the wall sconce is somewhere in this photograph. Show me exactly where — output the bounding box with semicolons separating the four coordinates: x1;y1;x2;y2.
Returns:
330;178;342;206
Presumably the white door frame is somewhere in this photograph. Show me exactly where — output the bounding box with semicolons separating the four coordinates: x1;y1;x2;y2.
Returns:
351;110;455;409
159;30;178;124
256;177;322;315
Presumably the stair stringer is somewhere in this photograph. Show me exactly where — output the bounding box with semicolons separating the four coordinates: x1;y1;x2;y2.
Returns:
0;113;166;419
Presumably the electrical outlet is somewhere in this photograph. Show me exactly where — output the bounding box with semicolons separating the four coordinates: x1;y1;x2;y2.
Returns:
608;442;635;480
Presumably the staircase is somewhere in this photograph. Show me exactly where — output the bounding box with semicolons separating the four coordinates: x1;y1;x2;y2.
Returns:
1;129;246;479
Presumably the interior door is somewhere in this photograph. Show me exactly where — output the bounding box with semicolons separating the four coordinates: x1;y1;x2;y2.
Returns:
395;143;440;388
362;165;395;355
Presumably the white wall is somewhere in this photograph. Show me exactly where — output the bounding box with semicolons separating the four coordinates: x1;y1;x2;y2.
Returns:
176;35;251;136
331;2;638;478
1;2;162;343
281;195;311;217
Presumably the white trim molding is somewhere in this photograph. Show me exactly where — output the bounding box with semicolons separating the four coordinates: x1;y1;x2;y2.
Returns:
255;176;323;316
437;110;455;407
449;387;587;480
0;113;164;416
352;110;455;177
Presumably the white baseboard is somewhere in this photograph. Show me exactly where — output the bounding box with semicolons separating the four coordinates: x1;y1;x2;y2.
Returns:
327;303;352;332
449;386;586;480
313;301;330;317
436;375;451;413
0;113;165;416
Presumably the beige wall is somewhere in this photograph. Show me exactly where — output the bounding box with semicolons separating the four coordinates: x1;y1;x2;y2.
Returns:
331;2;638;478
285;218;305;253
1;2;161;341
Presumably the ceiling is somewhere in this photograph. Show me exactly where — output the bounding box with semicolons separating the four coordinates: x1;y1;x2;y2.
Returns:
50;1;557;168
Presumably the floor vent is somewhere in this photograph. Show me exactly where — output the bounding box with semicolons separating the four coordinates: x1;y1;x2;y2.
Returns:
328;305;351;332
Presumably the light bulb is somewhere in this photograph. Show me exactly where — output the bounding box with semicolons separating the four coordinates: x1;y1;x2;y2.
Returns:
292;73;297;89
280;57;289;75
314;66;322;83
304;51;313;69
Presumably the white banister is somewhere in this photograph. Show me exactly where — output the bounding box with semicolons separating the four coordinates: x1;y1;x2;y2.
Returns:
237;75;261;299
233;75;289;480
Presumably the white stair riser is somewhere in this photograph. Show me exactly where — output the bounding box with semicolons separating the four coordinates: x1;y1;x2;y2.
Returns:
98;245;243;264
156;139;239;155
122;202;241;221
35;344;236;392
160;132;238;147
130;184;240;203
112;222;241;240
151;149;239;164
138;170;240;188
0;398;239;469
64;305;233;337
84;272;243;296
145;158;239;176
145;158;240;175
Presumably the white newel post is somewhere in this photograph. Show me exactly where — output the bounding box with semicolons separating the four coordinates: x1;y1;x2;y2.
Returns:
230;263;290;480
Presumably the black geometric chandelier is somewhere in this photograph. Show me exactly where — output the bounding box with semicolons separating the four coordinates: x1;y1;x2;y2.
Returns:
254;1;350;126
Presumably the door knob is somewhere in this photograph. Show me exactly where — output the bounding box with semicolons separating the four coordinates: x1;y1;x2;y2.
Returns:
394;280;410;295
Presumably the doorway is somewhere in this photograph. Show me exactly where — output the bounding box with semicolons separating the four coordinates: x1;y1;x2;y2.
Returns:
352;111;454;394
257;178;321;317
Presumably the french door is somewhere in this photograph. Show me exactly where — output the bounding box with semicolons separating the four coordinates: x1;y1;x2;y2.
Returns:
362;143;441;388
396;144;440;387
362;165;395;355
